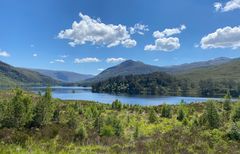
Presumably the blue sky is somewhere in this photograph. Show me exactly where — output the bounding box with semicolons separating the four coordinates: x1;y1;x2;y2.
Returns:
0;0;240;75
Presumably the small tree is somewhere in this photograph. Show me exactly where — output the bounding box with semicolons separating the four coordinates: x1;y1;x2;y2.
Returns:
133;124;139;139
149;109;158;123
232;105;240;122
161;104;172;118
32;87;54;126
2;89;33;128
228;122;240;141
205;101;220;129
75;123;88;141
101;125;115;137
177;108;185;121
112;99;122;111
223;91;232;111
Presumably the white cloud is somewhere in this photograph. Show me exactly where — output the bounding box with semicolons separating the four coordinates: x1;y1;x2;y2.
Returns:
74;57;100;64
33;53;38;57
153;58;159;62
60;55;68;58
144;25;185;52
129;23;149;35
50;59;65;64
200;26;240;49
214;0;240;12
58;13;137;48
153;25;186;38
0;50;10;57
145;37;180;51
106;57;126;63
55;59;65;63
97;68;104;71
121;39;137;48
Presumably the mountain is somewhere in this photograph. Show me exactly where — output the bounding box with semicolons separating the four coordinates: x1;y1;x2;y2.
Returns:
82;58;232;85
0;61;60;86
164;57;232;74
177;58;240;82
32;69;94;83
83;60;163;84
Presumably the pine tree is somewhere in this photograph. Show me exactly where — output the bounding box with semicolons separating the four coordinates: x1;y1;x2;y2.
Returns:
149;109;158;123
177;108;185;121
205;101;220;129
223;90;232;111
232;105;240;122
75;123;88;141
32;87;54;126
133;124;139;139
161;104;172;118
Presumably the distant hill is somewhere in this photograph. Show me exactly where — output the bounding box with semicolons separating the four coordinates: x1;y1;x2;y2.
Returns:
177;58;240;82
0;61;60;86
83;60;163;84
82;58;233;85
164;57;232;74
32;69;94;83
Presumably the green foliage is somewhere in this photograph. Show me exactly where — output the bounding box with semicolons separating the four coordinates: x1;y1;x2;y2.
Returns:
133;124;139;139
112;99;122;111
149;109;158;123
223;91;232;111
1;89;240;153
161;104;172;118
227;122;240;141
32;87;54;126
205;101;220;129
101;125;115;137
75;123;88;141
177;108;185;121
1;88;33;128
232;105;240;122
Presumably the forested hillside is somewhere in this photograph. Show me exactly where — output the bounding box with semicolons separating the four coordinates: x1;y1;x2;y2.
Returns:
92;72;240;98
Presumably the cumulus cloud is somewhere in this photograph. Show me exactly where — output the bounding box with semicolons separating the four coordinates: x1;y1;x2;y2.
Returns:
33;53;38;57
74;57;100;64
0;50;10;57
144;25;185;51
129;23;149;35
58;13;137;48
214;0;240;12
153;58;159;62
200;26;240;49
106;58;126;63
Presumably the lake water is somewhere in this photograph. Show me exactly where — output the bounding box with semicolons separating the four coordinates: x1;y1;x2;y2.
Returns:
28;86;225;106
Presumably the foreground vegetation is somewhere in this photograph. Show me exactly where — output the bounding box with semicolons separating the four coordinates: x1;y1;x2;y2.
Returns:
0;88;240;153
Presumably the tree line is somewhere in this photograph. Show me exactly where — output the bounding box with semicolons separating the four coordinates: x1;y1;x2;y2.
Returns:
92;72;240;97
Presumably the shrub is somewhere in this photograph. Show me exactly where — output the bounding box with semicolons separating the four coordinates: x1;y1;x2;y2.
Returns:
227;123;240;141
101;125;115;137
161;104;172;118
75;124;88;141
149;109;158;123
205;101;220;129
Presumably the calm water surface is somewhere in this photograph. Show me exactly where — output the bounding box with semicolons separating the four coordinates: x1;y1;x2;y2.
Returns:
28;86;225;106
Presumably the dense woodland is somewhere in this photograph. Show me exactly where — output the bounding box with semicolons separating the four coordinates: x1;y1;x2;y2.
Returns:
0;88;240;153
92;72;240;98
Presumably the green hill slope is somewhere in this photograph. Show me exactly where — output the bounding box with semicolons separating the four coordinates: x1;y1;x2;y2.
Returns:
178;58;240;82
0;61;60;86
